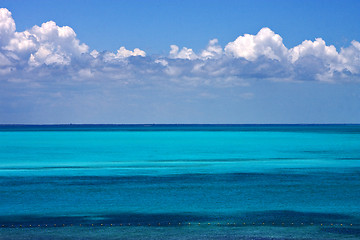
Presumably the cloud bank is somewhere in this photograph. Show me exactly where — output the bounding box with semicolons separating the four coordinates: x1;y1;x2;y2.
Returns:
1;8;360;86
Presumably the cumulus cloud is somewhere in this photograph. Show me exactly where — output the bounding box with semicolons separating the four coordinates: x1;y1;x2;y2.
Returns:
0;9;90;68
169;39;222;60
339;40;360;75
0;8;15;45
0;7;360;86
200;39;222;59
103;46;146;62
27;21;89;66
225;27;288;61
169;45;198;60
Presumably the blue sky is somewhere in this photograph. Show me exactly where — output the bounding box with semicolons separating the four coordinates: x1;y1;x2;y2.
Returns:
3;0;360;53
0;0;360;123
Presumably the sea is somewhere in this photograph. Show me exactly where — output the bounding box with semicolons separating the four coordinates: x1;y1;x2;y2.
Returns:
0;124;359;240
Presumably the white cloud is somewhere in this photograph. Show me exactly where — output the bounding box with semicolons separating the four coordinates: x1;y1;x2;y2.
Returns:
0;8;15;45
169;45;198;60
155;59;168;66
102;46;146;62
339;40;360;74
4;31;38;53
116;46;146;58
289;38;338;63
225;27;288;61
0;8;359;85
0;9;89;67
90;49;100;58
28;45;71;66
27;21;89;66
200;39;222;59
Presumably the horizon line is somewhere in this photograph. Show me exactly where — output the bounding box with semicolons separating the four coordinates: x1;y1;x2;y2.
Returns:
1;123;359;126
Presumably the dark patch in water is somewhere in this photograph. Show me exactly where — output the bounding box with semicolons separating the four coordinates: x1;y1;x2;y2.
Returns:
2;171;360;187
243;238;296;240
0;172;317;187
240;210;356;225
322;227;360;236
0;211;358;228
0;213;208;227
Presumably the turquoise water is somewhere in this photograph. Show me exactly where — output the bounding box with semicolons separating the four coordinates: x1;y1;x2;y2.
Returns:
0;125;360;239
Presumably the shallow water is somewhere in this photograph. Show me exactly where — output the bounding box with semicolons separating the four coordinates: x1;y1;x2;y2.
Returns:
0;125;359;239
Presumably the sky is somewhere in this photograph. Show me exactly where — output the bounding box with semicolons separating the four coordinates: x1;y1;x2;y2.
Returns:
0;0;360;124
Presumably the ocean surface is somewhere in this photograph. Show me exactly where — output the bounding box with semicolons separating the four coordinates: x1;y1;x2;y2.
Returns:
0;124;359;239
